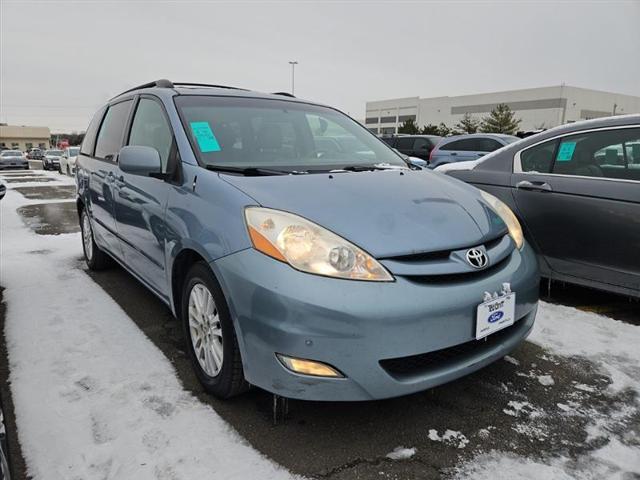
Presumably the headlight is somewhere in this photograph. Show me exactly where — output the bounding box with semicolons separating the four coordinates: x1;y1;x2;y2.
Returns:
480;191;524;250
245;207;394;281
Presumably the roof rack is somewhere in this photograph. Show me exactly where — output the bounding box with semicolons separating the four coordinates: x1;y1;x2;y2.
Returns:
272;92;296;98
172;82;248;91
112;79;174;99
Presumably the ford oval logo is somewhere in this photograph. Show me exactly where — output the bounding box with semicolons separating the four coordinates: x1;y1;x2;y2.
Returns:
488;311;504;323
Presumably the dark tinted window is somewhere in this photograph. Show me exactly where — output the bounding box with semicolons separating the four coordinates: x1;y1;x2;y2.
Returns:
80;106;107;156
128;98;173;172
365;117;378;124
380;116;396;123
413;138;431;151
396;137;415;149
441;138;476;151
94;100;132;160
478;138;503;152
553;128;640;181
520;140;556;173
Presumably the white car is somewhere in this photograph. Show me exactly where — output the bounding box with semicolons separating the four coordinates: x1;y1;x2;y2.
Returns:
59;146;80;176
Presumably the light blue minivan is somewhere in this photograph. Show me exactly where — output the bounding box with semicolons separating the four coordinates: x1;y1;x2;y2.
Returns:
77;80;539;401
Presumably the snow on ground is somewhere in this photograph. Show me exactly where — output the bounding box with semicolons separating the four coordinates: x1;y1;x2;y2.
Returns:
385;447;416;460
455;302;640;479
531;301;640;394
0;172;300;479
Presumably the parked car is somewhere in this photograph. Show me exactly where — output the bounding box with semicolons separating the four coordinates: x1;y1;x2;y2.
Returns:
0;181;6;200
42;149;63;171
0;150;28;170
77;79;539;401
26;148;44;160
382;134;442;162
429;133;520;168
59;146;80;176
441;115;640;298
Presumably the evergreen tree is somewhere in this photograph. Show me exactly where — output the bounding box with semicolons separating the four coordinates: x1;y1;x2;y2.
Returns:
454;113;479;134
437;123;451;137
480;104;521;134
398;118;420;134
421;124;440;135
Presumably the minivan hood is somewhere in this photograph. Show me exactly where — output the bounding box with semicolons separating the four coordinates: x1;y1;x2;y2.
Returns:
222;170;506;258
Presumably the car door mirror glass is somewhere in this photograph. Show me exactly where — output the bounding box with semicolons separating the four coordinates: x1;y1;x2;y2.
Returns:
118;145;162;176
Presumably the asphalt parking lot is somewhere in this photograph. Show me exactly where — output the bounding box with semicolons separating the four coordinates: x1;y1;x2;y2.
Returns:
1;168;638;479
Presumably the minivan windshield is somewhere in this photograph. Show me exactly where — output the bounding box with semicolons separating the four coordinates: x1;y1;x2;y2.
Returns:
175;96;406;172
46;150;63;156
69;147;80;156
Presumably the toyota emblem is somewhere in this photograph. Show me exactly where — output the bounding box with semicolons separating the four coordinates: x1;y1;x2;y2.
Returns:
466;248;488;269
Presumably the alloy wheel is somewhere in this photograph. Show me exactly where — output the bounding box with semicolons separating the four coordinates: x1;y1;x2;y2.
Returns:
82;212;93;261
188;283;224;377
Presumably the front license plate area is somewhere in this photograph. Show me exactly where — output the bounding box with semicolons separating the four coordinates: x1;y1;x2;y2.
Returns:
476;293;516;340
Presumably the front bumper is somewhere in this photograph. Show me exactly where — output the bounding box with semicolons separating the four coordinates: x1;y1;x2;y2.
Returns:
214;243;539;401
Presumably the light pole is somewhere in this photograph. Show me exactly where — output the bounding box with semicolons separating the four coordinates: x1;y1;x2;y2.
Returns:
288;61;298;95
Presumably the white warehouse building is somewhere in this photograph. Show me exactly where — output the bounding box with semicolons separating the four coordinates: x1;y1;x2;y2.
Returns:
365;85;640;135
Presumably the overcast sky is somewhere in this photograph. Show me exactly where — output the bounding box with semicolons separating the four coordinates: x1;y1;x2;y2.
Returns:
1;0;639;132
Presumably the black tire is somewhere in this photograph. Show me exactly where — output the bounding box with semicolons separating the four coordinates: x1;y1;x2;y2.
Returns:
80;208;111;270
182;262;248;398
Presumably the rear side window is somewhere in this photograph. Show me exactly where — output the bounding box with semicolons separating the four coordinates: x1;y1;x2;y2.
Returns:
95;100;132;160
441;139;476;151
520;140;556;173
413;138;431;151
478;138;503;152
395;137;415;149
80;106;106;156
128;98;174;172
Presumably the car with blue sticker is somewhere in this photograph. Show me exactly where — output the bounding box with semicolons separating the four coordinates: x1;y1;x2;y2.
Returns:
442;115;640;298
76;79;539;401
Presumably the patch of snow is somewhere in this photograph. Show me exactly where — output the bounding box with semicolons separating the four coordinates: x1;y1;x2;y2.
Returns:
386;447;416;460
427;429;469;449
537;374;555;386
502;401;544;419
574;383;596;393
0;173;300;479
531;301;640;394
435;159;482;173
503;355;520;366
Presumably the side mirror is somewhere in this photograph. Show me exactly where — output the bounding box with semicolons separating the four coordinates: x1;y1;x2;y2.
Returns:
118;145;162;177
407;156;428;169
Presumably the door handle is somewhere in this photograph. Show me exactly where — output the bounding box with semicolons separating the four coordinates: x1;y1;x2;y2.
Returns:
516;180;553;192
450;152;458;156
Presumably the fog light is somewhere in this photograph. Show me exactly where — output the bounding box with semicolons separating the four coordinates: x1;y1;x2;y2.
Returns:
276;354;344;378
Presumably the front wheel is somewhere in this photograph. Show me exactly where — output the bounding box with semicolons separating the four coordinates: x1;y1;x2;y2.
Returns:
182;262;248;398
80;208;111;270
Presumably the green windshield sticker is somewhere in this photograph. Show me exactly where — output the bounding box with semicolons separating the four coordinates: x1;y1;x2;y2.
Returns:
556;141;576;162
190;121;221;153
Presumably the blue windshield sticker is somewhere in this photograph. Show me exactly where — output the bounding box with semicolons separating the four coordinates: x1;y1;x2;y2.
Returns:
556;141;576;162
190;121;221;153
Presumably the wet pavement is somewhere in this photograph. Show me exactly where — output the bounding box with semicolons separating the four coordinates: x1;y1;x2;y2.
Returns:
11;185;76;200
2;170;639;479
17;202;79;235
3;177;56;183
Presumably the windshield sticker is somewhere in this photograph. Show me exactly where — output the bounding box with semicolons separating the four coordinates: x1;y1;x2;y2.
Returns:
556;141;576;162
190;121;221;153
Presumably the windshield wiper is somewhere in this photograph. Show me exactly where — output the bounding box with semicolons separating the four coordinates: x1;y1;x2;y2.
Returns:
337;164;409;172
205;165;300;176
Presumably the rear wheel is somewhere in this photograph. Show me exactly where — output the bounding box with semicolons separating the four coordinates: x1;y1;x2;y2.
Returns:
80;208;111;270
182;262;248;398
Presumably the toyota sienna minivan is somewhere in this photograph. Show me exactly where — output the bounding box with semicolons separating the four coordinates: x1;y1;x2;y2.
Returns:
76;80;539;401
